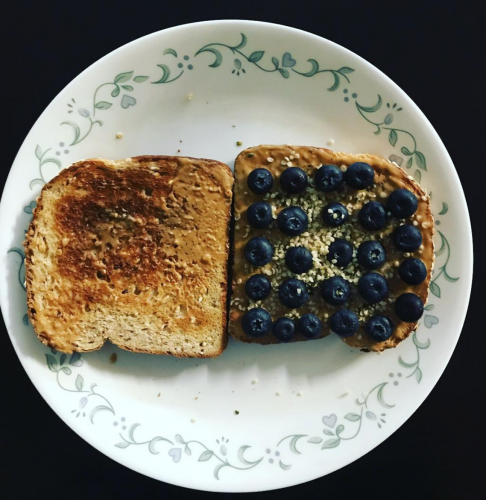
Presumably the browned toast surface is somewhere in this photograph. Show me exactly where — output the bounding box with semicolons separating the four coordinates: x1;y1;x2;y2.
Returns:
25;155;233;356
230;145;434;351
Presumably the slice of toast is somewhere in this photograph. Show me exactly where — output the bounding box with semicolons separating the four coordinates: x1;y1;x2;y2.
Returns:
230;145;434;352
25;155;233;357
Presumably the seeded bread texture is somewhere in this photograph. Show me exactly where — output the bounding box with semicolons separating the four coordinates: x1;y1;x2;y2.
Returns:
25;155;233;357
230;145;434;352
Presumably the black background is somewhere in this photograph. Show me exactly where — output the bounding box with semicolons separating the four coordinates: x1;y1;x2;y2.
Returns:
1;1;483;498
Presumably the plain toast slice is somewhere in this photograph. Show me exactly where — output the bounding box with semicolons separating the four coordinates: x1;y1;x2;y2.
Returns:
25;155;233;357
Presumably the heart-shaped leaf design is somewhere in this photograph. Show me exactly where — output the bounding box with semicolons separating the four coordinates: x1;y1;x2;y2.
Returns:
168;448;182;463
322;414;337;428
121;95;136;109
282;52;296;68
424;314;439;328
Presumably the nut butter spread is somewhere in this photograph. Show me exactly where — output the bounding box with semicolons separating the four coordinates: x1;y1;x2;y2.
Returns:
230;145;434;352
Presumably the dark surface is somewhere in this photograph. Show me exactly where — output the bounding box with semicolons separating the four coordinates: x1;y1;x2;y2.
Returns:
1;1;483;498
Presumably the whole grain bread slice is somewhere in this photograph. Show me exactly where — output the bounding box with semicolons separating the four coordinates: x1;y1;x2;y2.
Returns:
230;145;434;352
25;155;233;357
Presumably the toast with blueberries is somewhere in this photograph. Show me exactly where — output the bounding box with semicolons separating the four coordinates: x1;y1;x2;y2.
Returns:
25;155;233;357
229;145;434;352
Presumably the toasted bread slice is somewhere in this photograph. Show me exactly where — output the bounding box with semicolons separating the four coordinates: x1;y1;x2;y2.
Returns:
25;155;233;357
230;145;434;352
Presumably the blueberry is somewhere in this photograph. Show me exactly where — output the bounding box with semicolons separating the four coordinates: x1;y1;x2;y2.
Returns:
278;278;309;308
285;246;313;274
280;167;308;194
297;314;323;339
277;207;308;236
246;201;273;229
330;309;359;337
321;276;351;305
272;317;296;342
357;240;386;270
345;162;375;190
387;189;418;219
358;272;389;304
245;237;274;266
247;168;274;194
242;308;272;338
327;239;354;267
365;315;394;342
394;293;424;322
398;258;427;285
322;202;349;227
245;274;272;300
358;201;387;231
393;225;422;252
314;164;344;192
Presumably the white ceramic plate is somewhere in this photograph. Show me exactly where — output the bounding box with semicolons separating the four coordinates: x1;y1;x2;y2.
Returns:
0;20;472;492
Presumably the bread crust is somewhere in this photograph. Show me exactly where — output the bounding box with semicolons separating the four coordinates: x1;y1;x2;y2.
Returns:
25;156;233;356
229;145;434;352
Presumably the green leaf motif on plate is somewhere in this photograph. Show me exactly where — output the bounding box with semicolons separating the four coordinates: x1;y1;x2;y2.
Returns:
69;352;83;366
213;463;227;480
195;47;223;68
389;129;398;147
248;51;264;63
237;445;261;466
399;357;417;368
345;413;361;422
148;437;165;454
377;383;395;409
114;71;134;84
45;354;58;372
198;450;214;462
327;73;341;91
300;59;319;77
439;202;449;215
357;95;383;113
75;374;84;391
413;334;431;350
335;424;345;435
163;48;178;57
153;64;172;83
322;438;340;449
95;101;112;110
133;75;149;83
415;151;427;170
